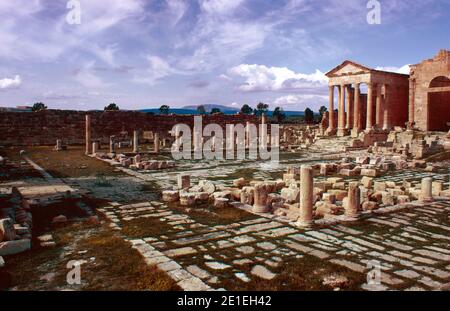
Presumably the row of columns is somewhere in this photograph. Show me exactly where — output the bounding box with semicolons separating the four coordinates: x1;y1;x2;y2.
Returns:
327;83;391;136
85;115;161;156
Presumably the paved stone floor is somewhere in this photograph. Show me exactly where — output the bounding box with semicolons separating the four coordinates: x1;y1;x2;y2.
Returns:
98;198;450;291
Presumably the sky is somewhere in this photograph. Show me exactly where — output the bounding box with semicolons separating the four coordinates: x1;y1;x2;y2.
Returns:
0;0;450;112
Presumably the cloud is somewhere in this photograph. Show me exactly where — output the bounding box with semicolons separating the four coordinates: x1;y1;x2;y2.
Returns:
375;64;411;75
0;75;22;90
228;64;328;92
200;0;246;15
134;55;180;86
273;94;328;110
73;62;109;89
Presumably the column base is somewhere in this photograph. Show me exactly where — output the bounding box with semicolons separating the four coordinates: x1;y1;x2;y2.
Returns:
351;128;362;138
296;219;313;229
325;128;337;136
252;205;271;213
337;128;349;137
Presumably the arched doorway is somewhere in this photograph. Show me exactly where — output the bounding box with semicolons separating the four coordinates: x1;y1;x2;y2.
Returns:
428;76;450;131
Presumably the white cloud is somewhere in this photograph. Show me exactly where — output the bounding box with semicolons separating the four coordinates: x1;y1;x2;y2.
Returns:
73;62;108;89
0;75;22;90
376;65;411;75
273;94;328;110
200;0;245;15
134;55;180;86
228;64;328;92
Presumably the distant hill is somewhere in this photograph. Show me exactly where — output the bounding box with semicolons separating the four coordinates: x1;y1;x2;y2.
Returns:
182;104;239;112
140;107;306;116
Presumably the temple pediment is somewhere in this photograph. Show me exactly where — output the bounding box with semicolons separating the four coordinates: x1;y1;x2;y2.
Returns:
326;60;373;77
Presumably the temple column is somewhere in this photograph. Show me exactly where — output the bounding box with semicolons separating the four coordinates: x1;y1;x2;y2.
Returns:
375;84;383;128
297;165;314;228
353;83;361;133
327;85;335;133
366;83;374;130
337;85;346;136
109;135;115;154
85;115;91;155
383;84;390;130
346;85;354;130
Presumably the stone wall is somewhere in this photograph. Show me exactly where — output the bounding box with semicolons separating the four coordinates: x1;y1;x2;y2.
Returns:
0;110;259;146
410;50;450;131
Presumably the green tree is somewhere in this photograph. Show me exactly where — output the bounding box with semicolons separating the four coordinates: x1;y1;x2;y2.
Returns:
159;105;170;115
104;103;119;111
273;107;286;123
211;108;222;114
319;106;328;118
197;105;206;115
255;102;269;116
32;102;47;112
304;108;314;124
240;104;253;115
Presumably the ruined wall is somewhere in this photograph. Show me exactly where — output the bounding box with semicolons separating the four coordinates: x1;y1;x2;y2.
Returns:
410;50;450;131
0;110;258;146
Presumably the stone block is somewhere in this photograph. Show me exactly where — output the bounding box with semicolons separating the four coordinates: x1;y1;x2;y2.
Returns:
0;239;31;256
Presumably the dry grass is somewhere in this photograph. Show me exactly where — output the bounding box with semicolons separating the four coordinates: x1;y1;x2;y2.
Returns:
5;222;180;291
219;254;366;291
122;217;175;239
5;146;124;178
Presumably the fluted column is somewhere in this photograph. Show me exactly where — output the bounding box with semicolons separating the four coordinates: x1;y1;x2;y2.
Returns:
366;83;374;130
375;85;383;128
383;84;390;130
337;85;346;136
328;86;335;131
353;83;361;131
346;85;353;130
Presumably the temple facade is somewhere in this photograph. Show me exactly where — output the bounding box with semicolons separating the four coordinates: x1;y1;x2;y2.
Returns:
325;50;450;135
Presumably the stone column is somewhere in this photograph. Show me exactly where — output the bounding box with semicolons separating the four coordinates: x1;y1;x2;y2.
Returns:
337;85;346;136
328;85;335;132
109;135;115;154
375;85;383;128
353;83;361;131
253;183;270;213
345;182;361;219
346;85;353;130
260;114;267;148
177;174;191;190
85;114;91;155
92;141;99;154
408;78;415;128
245;121;251;148
298;165;313;228
133;130;139;153
154;132;160;153
55;139;63;151
366;83;374;130
420;177;433;202
383;84;390;130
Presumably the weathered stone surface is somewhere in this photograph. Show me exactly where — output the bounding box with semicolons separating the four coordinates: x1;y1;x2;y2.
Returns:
251;265;276;280
0;239;31;256
0;218;16;242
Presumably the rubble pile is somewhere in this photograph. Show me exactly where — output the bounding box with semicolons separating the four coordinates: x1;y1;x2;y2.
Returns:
0;187;33;265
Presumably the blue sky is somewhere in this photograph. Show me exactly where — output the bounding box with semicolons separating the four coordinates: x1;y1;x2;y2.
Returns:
0;0;450;111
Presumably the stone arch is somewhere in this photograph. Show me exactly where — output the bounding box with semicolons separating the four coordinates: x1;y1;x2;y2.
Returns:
427;76;450;131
